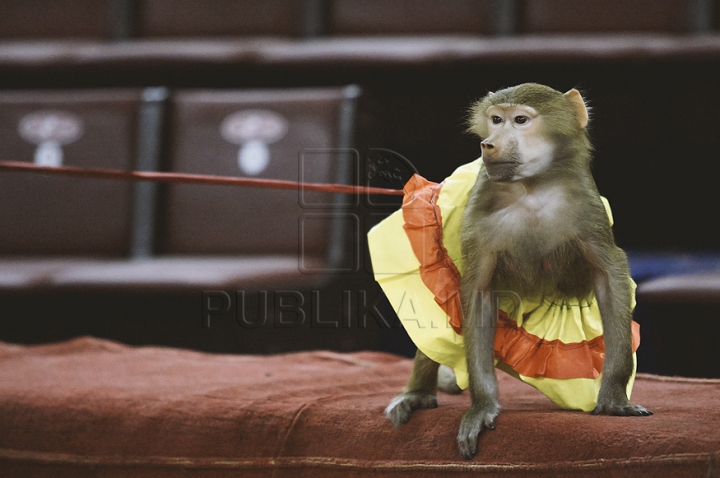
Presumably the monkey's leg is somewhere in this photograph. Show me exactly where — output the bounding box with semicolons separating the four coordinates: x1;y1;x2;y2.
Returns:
457;288;500;460
592;247;652;416
384;349;439;427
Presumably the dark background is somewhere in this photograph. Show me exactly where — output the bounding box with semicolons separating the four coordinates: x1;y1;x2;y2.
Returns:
1;0;720;377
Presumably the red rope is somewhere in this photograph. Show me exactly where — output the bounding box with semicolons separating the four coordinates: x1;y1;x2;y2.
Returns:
0;161;404;196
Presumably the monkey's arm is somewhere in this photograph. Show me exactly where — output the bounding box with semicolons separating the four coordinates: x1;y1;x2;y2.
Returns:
457;253;500;460
584;238;652;416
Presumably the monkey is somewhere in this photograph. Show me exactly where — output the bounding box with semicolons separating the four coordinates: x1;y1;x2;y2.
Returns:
383;83;652;460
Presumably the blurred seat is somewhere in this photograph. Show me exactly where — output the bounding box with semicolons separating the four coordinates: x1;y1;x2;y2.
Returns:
0;0;117;40
328;0;495;36
48;86;361;291
520;0;696;34
137;0;308;38
0;88;160;290
626;250;720;305
629;249;720;305
637;272;720;304
633;267;720;378
624;251;720;377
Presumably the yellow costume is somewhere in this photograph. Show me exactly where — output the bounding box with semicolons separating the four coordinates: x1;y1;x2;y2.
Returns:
368;158;639;411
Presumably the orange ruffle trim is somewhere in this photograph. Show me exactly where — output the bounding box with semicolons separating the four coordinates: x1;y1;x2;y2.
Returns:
401;173;640;380
401;175;464;334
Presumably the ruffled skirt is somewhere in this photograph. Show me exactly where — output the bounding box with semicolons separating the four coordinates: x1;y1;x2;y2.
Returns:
368;159;638;411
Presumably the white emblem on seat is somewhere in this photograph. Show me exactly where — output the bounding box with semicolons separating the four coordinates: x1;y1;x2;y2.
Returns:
18;111;84;167
220;110;288;176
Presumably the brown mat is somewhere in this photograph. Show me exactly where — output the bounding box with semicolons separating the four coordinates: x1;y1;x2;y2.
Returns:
0;337;718;477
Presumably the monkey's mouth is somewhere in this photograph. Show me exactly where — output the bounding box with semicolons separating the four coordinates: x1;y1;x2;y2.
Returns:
484;161;519;182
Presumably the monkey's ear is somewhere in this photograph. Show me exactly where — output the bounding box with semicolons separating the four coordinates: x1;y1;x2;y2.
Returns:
564;89;589;129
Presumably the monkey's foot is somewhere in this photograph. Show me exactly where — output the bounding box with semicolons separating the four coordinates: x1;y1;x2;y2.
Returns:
384;392;437;427
591;401;653;416
457;403;500;460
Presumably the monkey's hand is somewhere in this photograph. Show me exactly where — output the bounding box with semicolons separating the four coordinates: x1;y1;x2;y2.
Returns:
457;402;500;460
384;392;438;427
592;389;653;416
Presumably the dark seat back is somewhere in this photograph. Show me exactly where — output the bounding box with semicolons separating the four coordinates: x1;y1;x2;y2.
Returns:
161;87;359;272
0;89;147;256
520;0;696;34
328;0;494;35
0;0;115;39
137;0;307;37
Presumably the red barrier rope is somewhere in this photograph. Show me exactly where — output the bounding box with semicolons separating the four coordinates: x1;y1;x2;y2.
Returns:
0;161;404;196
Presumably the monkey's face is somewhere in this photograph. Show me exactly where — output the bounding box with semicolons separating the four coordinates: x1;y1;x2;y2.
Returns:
481;104;555;182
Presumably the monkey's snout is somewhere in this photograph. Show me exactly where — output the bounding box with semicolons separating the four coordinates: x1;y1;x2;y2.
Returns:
481;140;495;151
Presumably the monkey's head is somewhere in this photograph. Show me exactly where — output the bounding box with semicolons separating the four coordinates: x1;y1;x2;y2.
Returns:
468;83;590;183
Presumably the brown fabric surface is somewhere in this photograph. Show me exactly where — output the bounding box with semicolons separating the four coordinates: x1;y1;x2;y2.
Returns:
0;337;718;477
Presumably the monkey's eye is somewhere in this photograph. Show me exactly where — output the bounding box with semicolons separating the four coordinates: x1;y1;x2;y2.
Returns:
491;116;503;124
514;115;529;125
